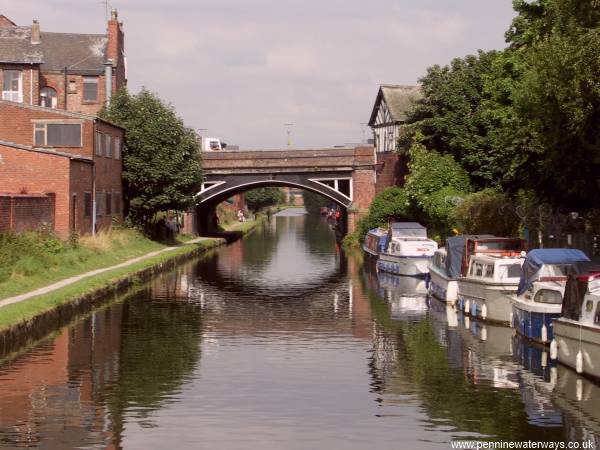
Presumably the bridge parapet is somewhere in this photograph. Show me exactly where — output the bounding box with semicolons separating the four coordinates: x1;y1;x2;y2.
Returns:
202;147;375;173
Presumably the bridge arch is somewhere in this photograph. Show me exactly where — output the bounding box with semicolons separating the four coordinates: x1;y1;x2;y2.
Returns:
197;177;353;209
187;147;379;236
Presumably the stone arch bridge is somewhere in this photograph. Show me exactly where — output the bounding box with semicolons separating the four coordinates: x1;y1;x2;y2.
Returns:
190;147;384;235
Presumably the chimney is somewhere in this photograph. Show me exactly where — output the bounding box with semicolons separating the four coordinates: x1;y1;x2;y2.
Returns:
31;20;40;44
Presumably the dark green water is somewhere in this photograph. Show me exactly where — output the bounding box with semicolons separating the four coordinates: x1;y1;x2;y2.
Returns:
0;208;598;449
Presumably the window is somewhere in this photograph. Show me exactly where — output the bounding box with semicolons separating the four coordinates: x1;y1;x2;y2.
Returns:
114;137;121;160
40;87;58;108
95;132;102;156
106;193;112;215
68;79;77;93
595;303;600;325
475;263;483;277
83;77;98;102
105;134;112;157
114;193;121;215
34;123;82;147
96;192;104;216
84;192;92;217
534;289;563;304
2;70;22;102
484;264;494;278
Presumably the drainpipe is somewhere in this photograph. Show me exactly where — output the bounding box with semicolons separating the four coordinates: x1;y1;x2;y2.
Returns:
92;123;97;236
63;67;68;110
104;59;113;106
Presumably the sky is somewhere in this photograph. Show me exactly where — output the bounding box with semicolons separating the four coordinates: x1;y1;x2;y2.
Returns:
5;0;516;149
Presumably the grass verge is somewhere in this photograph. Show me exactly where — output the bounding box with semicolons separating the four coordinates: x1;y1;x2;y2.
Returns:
0;238;222;332
0;228;190;300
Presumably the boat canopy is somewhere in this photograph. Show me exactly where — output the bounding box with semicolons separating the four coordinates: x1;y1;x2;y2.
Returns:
389;222;427;239
445;234;495;279
516;248;590;295
367;228;388;254
561;262;600;320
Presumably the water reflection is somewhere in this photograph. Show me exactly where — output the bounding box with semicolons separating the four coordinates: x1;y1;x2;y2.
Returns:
0;209;599;448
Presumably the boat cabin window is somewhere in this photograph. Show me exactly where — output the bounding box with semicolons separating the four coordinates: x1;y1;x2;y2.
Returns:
586;300;594;313
498;263;522;279
540;265;567;278
476;241;522;252
595;303;600;325
475;262;483;277
484;265;494;278
533;289;563;304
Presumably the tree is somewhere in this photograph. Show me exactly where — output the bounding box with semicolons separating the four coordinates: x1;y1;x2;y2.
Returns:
244;187;285;212
508;0;600;209
100;88;203;229
302;190;329;214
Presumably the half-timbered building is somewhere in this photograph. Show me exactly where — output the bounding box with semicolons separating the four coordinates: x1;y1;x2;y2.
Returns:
368;85;421;153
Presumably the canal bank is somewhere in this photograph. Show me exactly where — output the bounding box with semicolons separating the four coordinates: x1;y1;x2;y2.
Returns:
0;216;266;353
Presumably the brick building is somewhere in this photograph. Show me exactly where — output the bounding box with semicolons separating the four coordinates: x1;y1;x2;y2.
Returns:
0;10;126;114
0;100;124;237
0;11;126;237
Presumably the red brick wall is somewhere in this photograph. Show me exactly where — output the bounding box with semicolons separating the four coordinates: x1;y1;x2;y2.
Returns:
375;151;408;193
0;144;71;236
0;64;40;105
9;195;54;233
94;120;124;231
69;160;93;235
39;72;107;116
0;196;11;231
349;146;377;233
0;101;94;158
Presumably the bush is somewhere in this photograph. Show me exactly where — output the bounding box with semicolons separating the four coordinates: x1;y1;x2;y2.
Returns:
404;139;471;210
453;189;520;236
355;187;413;243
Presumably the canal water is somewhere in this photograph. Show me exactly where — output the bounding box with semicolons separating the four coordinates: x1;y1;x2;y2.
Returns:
0;208;599;449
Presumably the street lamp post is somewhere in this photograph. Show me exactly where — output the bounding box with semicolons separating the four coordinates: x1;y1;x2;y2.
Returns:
284;123;294;148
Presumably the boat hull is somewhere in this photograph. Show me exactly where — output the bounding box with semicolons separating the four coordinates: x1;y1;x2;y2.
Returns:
378;253;430;276
457;279;518;324
428;266;458;305
553;318;600;380
511;297;560;344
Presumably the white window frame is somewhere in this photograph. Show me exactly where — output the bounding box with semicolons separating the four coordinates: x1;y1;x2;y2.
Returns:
114;137;121;160
82;76;98;102
105;134;112;158
2;70;23;103
40;86;58;108
95;132;102;156
32;120;83;147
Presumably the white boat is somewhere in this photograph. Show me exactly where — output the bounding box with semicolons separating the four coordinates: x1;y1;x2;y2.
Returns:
457;243;526;324
511;249;590;345
377;222;437;276
428;234;495;305
552;265;600;379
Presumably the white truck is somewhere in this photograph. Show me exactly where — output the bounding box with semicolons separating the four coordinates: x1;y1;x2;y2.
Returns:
200;137;225;151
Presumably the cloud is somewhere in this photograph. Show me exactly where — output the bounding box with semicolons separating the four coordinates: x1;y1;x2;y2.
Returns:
5;0;516;148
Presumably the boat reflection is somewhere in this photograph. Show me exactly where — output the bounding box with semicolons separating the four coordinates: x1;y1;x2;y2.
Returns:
363;266;429;321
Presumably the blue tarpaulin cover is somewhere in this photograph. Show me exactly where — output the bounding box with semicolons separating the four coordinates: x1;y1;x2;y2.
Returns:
516;248;590;295
445;235;495;279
